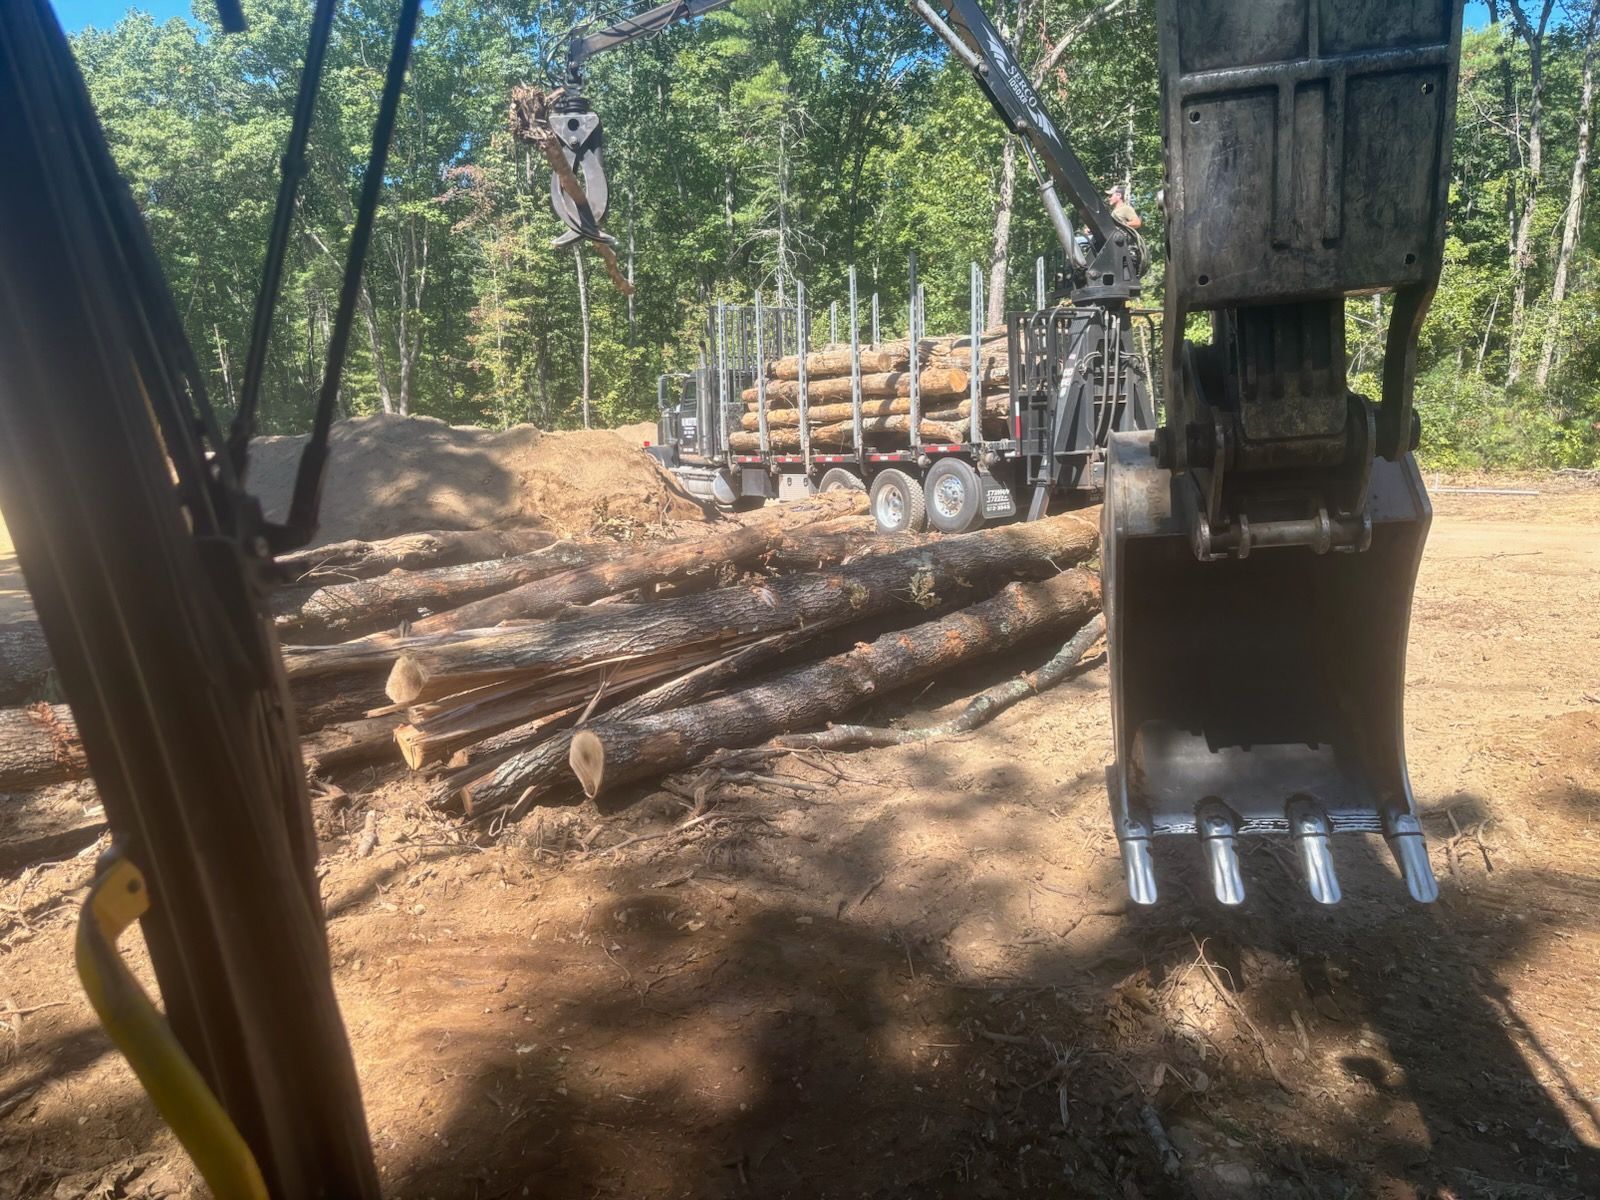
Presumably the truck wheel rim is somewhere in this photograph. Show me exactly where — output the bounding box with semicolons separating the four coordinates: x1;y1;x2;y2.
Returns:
876;488;904;526
933;475;965;519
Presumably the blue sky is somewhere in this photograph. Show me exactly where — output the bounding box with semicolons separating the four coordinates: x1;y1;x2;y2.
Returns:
54;0;194;31
51;0;1498;35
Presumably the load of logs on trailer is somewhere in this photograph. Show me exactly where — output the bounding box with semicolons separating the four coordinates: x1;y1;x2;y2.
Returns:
0;491;1102;821
726;331;1011;454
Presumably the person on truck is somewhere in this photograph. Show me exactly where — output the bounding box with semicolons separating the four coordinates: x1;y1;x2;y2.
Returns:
1107;185;1141;229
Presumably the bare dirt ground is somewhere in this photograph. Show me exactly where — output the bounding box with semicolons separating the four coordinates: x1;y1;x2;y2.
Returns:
2;484;1598;1199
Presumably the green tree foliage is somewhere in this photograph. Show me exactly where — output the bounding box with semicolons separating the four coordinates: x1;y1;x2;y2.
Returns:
69;0;1600;467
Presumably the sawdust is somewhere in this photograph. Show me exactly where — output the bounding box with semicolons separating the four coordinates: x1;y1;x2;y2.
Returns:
246;414;705;546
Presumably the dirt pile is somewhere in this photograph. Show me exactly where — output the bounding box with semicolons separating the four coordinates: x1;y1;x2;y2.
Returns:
247;414;705;546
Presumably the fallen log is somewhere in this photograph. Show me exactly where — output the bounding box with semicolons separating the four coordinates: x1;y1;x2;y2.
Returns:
435;515;1099;813
372;508;1096;706
273;538;636;642
1;704;406;793
567;571;1101;799
742;368;968;407
276;527;559;584
279;510;1096;716
392;637;741;768
0;620;53;706
774;613;1106;751
443;627;815;810
727;415;965;454
399;491;866;637
0;702;85;792
301;716;405;776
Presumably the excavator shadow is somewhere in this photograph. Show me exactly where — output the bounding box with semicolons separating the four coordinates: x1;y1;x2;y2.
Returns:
371;777;1600;1199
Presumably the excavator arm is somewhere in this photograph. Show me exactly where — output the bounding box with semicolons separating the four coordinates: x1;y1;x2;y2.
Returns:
914;0;1143;300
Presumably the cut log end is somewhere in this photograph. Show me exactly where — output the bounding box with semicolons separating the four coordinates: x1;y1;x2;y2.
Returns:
568;729;606;799
386;655;430;705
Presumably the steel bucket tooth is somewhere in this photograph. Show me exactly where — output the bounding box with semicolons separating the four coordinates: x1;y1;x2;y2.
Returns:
1102;430;1434;906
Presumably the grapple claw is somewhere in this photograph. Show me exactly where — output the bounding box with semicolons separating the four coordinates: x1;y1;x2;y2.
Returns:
546;101;611;245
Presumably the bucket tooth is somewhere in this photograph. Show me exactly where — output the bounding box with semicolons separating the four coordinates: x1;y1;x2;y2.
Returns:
1287;796;1341;905
1118;812;1159;906
1384;812;1439;903
1197;800;1244;906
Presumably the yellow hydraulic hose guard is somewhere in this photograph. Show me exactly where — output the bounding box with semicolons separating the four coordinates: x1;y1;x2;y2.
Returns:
75;850;269;1200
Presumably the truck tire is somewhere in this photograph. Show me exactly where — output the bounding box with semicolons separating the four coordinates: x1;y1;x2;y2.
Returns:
869;468;926;534
818;467;865;493
924;457;985;534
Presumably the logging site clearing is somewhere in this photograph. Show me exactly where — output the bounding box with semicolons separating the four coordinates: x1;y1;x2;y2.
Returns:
1;417;1597;1197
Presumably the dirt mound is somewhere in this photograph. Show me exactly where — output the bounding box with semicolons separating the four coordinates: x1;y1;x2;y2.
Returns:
247;414;705;545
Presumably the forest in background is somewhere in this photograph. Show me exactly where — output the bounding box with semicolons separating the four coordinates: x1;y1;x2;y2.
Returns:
69;0;1600;468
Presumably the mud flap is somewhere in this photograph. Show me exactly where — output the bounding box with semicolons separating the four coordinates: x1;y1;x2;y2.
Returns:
978;467;1017;521
1101;430;1437;906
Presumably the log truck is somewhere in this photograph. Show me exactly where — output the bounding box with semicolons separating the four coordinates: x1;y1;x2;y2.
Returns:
0;0;1462;1193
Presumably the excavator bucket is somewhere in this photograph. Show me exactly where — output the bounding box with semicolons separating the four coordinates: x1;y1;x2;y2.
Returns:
1100;0;1463;906
1103;436;1436;906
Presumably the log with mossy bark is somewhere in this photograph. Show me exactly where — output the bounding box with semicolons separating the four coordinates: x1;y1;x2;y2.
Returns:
565;571;1101;800
275;527;560;584
435;512;1100;813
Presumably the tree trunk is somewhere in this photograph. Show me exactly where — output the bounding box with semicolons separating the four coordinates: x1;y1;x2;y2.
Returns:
276;527;559;584
356;275;396;414
273;539;635;642
1535;0;1599;390
1506;0;1558;386
402;494;868;637
0;619;53;705
0;702;85;792
567;572;1100;799
575;245;591;428
988;135;1018;329
1487;0;1524;265
277;509;1099;707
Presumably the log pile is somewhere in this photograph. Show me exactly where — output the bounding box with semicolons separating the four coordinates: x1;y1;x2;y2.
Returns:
733;330;1013;453
1;493;1103;836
